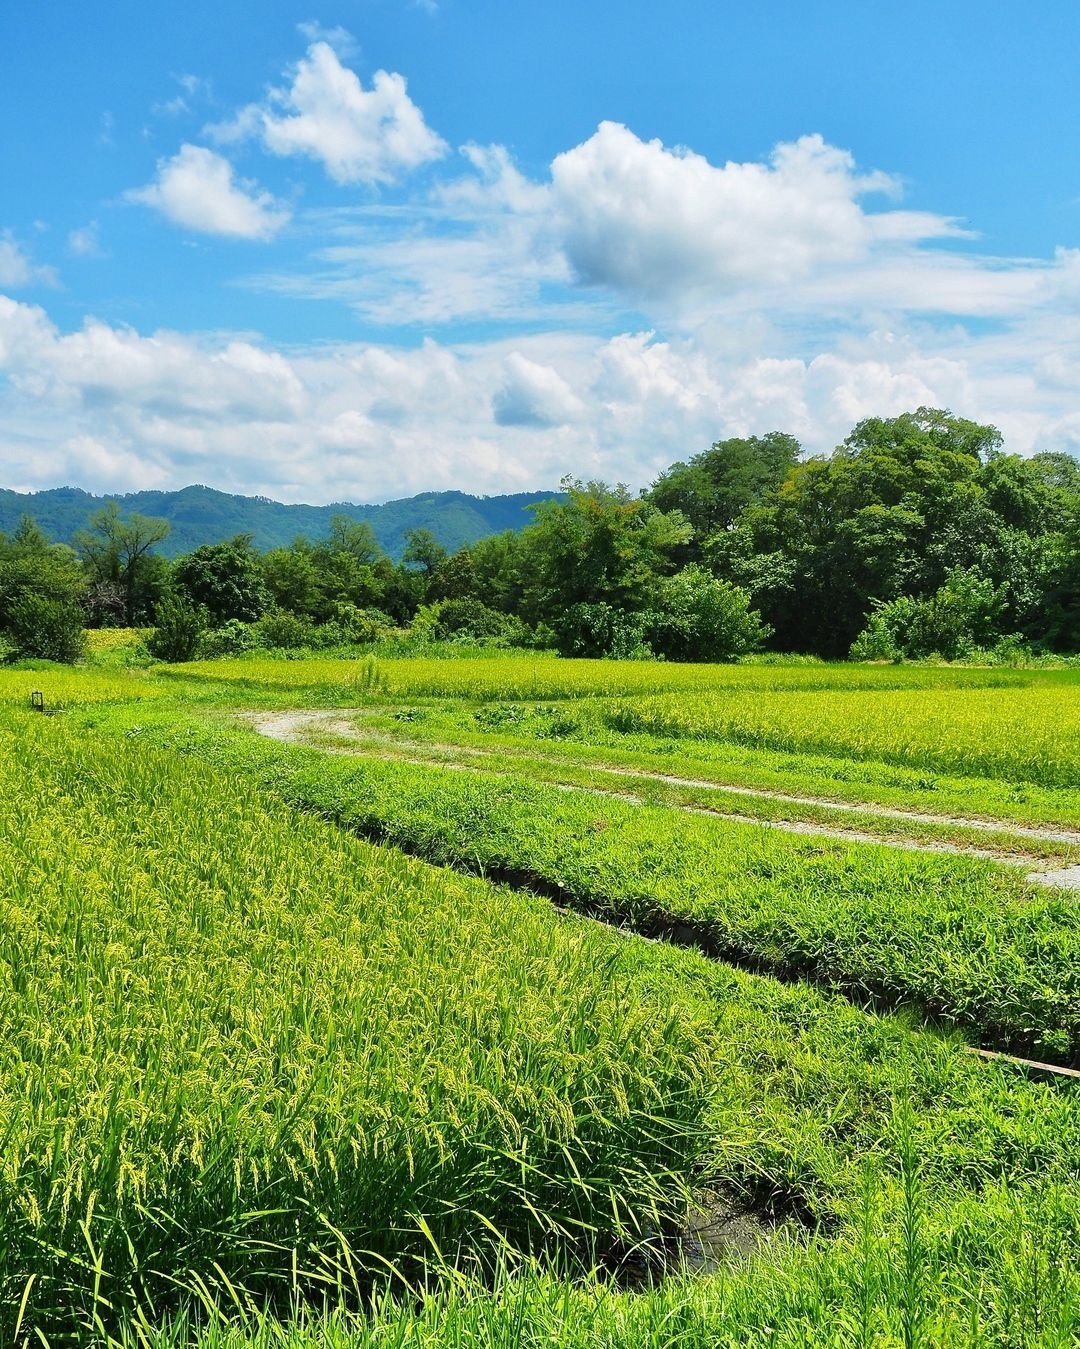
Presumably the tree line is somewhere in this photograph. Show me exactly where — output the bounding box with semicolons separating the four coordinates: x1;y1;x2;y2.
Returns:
2;407;1078;664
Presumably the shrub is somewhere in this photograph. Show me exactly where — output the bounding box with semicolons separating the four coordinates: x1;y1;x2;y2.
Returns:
319;603;396;646
199;618;258;658
251;611;316;651
851;570;1004;662
4;593;87;663
649;566;771;662
553;603;657;659
146;596;207;662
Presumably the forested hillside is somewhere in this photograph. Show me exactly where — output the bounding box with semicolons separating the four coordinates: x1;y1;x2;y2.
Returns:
0;484;559;558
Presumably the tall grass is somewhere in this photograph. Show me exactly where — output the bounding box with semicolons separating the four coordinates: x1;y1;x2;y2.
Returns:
0;716;718;1333
605;686;1080;787
120;1178;1080;1348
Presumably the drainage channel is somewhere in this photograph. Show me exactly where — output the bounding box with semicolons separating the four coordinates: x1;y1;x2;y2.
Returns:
261;762;1080;1082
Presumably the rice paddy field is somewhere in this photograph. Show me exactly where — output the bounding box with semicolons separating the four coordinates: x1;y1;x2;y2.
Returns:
4;652;1080;1344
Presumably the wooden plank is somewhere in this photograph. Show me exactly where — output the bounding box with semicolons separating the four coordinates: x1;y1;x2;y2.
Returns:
967;1047;1080;1081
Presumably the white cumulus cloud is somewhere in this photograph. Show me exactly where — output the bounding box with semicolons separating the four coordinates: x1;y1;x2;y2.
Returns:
549;123;954;302
6;112;1080;504
3;295;1078;507
126;144;290;240
248;126;996;329
493;353;585;427
210;41;447;185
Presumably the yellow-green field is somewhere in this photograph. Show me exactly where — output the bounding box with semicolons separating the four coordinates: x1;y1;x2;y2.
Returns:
163;651;1050;699
4;652;1080;1345
604;683;1080;786
0;666;157;707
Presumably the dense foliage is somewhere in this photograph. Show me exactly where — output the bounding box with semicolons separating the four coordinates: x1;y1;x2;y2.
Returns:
2;407;1078;662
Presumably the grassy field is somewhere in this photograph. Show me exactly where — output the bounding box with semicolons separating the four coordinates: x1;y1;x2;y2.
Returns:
163;652;1063;701
5;652;1080;1344
604;685;1080;788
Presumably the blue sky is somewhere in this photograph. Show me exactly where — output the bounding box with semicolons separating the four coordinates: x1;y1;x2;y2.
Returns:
2;0;1079;502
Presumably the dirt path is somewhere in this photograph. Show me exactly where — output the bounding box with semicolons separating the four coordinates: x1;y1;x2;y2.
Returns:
247;709;1080;892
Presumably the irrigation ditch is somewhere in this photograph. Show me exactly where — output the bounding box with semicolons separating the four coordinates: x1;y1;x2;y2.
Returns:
247;707;1080;1078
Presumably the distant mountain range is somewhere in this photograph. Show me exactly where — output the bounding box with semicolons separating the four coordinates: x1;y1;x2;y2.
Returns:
0;484;561;559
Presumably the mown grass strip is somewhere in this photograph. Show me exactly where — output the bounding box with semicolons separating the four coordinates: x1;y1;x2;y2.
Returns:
291;696;1080;833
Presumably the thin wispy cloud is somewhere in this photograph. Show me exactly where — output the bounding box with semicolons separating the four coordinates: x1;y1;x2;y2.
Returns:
296;21;360;56
0;232;58;288
67;223;103;258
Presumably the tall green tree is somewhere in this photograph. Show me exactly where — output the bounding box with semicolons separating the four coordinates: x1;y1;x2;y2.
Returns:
401;528;448;579
1040;496;1080;650
0;515;87;662
75;503;170;626
520;478;691;631
324;515;382;565
712;409;1011;655
173;535;270;625
261;546;322;619
648;432;801;549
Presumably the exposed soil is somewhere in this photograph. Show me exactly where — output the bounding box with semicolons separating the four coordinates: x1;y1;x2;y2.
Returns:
246;709;1080;891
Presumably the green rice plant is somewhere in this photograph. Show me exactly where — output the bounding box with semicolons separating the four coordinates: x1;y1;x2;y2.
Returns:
0;716;721;1334
9;662;1080;1344
84;627;149;656
349;655;389;694
604;684;1080;787
0;667;158;707
118;1178;1080;1348
156;654;1066;704
132;713;1080;1062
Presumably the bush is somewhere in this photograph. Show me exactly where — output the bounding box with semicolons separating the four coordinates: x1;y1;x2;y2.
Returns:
4;594;87;663
554;603;657;660
318;603;396;646
849;610;903;662
408;600;535;650
435;598;513;640
250;611;316;651
851;570;1004;662
649;566;771;662
196;619;256;658
146;596;207;662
